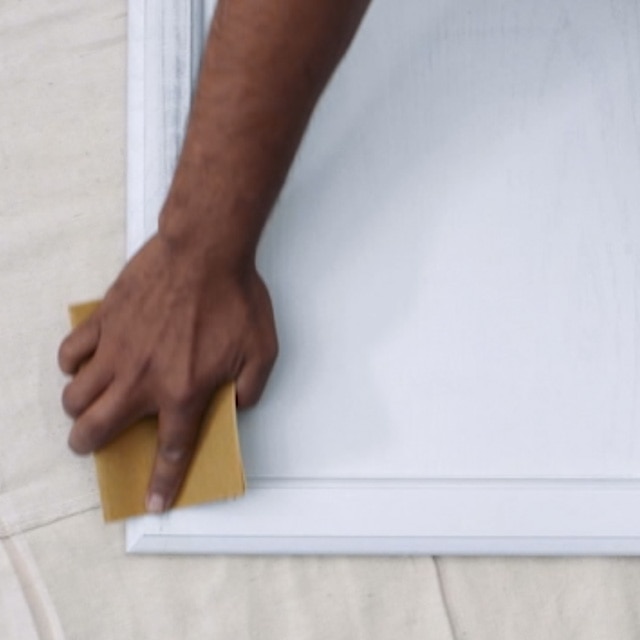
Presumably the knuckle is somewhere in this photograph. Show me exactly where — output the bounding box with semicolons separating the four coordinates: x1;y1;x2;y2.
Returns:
68;423;96;455
61;384;81;417
159;442;191;465
57;340;74;372
69;413;110;454
163;379;199;411
158;421;199;462
149;442;195;504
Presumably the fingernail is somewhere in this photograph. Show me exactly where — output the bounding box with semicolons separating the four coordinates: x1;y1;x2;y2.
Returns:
146;493;165;514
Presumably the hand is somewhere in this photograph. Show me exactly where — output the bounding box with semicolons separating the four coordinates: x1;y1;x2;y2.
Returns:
58;233;278;513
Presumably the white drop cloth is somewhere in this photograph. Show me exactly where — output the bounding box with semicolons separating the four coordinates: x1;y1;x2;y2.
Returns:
1;1;640;638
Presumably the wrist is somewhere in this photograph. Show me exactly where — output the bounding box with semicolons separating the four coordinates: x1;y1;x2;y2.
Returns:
158;219;257;280
158;169;263;277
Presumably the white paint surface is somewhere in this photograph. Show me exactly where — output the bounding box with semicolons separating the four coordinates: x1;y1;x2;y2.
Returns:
127;0;640;554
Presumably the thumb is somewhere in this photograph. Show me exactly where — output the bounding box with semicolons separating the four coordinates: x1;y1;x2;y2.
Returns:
236;358;274;409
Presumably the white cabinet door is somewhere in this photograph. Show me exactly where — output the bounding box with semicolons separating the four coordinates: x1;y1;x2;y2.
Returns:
126;0;640;554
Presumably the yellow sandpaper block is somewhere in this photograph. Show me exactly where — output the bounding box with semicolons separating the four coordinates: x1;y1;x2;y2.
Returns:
69;301;246;522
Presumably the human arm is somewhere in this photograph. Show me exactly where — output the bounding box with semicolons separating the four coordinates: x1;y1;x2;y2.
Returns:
58;0;371;513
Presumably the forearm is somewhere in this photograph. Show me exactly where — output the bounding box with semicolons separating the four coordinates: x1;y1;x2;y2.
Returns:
159;0;371;269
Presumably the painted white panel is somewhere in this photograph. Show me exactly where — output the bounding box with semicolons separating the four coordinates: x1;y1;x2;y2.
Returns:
127;0;640;554
244;0;640;480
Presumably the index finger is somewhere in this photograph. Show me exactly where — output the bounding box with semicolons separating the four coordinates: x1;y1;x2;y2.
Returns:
145;404;205;513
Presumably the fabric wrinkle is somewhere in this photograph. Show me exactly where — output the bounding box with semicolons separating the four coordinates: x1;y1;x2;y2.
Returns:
2;537;67;640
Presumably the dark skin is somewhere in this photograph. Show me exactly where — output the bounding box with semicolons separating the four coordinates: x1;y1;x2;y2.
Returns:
58;0;371;514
